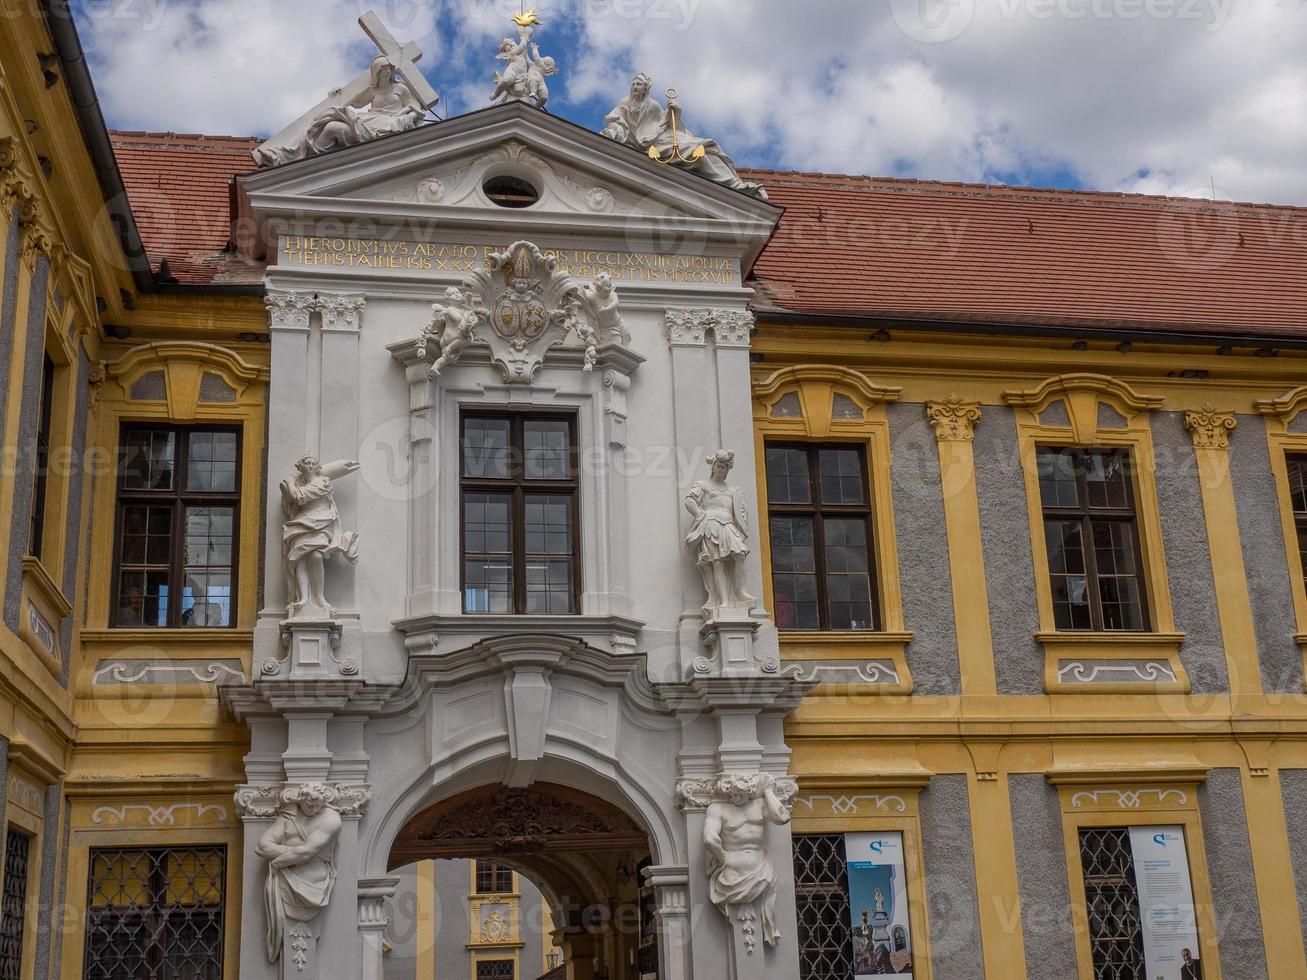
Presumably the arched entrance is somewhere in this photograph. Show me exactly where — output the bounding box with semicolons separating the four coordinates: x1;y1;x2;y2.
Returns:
388;783;661;980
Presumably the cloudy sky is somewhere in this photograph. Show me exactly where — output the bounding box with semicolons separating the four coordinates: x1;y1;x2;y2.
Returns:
75;0;1307;204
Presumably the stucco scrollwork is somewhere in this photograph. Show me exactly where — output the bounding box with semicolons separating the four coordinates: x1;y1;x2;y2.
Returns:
1184;402;1237;450
926;394;982;442
680;773;798;948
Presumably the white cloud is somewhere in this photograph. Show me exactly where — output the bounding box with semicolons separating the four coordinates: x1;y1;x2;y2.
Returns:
79;0;1307;204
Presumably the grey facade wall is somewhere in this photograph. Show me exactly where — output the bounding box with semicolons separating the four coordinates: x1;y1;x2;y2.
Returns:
887;403;960;696
1008;774;1077;979
919;774;984;980
31;781;62;980
1151;412;1229;693
0;211;22;465
435;858;472;979
1278;770;1307;957
1198;769;1267;979
384;868;419;980
3;254;50;633
972;407;1043;694
1228;414;1300;693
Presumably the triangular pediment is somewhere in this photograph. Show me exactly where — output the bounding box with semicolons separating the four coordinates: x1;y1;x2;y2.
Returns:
238;101;781;266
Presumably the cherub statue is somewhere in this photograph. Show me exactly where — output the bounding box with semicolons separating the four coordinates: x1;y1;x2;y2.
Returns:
685;450;756;619
490;20;559;109
421;286;482;376
579;272;630;346
256;783;342;964
281;455;361;618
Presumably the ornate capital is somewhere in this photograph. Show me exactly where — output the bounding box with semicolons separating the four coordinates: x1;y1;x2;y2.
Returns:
265;289;317;330
675;772;798;812
1184;403;1237;449
318;293;366;332
234;781;371;819
666;308;753;348
926;394;982;441
234;784;283;819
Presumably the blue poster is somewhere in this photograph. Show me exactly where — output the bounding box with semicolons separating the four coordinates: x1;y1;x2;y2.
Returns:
844;832;914;979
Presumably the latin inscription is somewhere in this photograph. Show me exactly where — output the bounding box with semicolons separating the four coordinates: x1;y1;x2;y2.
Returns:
278;237;738;284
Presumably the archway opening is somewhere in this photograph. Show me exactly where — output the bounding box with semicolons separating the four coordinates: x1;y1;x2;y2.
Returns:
385;783;661;980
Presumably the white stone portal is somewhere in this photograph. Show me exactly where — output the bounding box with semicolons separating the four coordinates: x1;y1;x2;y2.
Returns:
226;103;807;980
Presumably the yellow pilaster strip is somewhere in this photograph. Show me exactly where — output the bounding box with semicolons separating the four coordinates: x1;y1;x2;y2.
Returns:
1238;750;1307;977
1185;406;1264;698
416;859;436;980
927;398;997;697
966;745;1028;980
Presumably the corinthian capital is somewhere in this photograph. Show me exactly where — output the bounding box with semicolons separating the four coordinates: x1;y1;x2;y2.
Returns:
665;308;754;348
265;289;316;330
926;394;982;442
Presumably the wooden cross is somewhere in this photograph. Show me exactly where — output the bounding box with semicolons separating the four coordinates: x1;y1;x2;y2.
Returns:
255;10;439;157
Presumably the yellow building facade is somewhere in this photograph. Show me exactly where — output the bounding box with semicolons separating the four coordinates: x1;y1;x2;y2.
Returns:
0;4;1304;980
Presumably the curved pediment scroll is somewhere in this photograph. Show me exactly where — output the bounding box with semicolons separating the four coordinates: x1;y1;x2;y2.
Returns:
416;240;633;384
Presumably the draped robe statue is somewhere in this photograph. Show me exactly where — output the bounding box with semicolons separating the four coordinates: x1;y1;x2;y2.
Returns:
281;455;361;617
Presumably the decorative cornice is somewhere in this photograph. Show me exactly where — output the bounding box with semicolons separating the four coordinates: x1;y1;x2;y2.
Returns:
926;394;982;441
1255;386;1307;424
751;364;903;405
1184;402;1236;449
1002;373;1164;415
666;308;753;348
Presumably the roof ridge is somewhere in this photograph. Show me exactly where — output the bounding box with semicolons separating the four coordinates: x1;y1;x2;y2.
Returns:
739;168;1307;214
110;130;263;144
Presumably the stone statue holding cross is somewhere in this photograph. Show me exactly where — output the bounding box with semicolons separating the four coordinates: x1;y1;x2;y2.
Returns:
252;11;440;168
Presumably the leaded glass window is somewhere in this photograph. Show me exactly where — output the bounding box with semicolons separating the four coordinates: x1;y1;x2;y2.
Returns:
1079;828;1146;980
0;828;31;980
793;834;854;979
475;960;515;980
1037;447;1148;631
84;845;226;980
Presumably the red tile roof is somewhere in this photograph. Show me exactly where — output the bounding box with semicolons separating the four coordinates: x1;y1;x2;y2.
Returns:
743;169;1307;338
110;131;261;285
107;133;1307;339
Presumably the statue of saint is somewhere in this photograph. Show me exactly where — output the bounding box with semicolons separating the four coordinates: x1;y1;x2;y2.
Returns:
422;286;483;376
601;77;767;198
702;773;794;947
256;783;343;964
254;57;426;167
601;73;664;149
281;455;361;618
685;451;756;619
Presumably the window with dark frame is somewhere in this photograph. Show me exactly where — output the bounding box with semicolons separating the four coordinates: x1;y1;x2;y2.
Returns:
1285;454;1307;593
1037;447;1148;632
84;845;226;980
28;354;55;561
461;413;579;616
112;425;240;629
764;443;878;632
475;860;514;895
0;827;31;980
1078;828;1148;980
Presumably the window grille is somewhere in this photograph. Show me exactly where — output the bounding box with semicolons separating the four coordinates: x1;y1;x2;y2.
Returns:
475;960;515;980
1079;828;1146;980
0;828;31;980
793;834;854;980
84;846;226;980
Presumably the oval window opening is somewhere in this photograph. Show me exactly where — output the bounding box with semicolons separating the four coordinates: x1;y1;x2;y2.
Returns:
483;175;540;208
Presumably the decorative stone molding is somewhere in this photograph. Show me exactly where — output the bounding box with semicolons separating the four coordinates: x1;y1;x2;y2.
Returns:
90;802;229;826
1184;402;1237;449
675;772;799;813
92;659;245;686
1255;386;1307;425
1070;787;1189;809
779;660;901;686
666;308;753;348
332;784;372;817
926;394;982;442
793;793;907;815
1057;659;1178;685
1004;372;1162;443
318;293;367;332
234;784;285;819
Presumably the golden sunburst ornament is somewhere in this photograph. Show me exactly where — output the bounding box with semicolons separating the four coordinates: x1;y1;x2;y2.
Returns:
512;9;542;27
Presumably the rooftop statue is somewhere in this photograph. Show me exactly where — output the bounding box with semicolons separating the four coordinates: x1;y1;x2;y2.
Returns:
490;11;559;110
252;11;439;168
602;76;768;199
